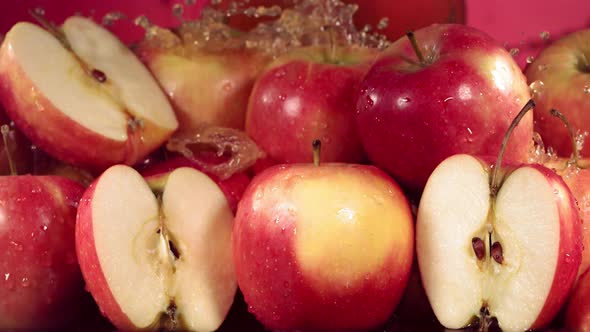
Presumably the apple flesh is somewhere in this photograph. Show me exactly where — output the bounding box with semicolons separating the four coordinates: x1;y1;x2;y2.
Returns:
0;17;178;170
135;26;268;133
417;154;582;331
356;24;533;193
525;28;590;157
141;156;251;214
0;175;85;329
246;46;377;164
76;165;236;331
233;163;414;331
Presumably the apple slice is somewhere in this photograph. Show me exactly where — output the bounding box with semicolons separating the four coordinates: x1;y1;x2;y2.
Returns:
0;17;178;170
416;102;582;331
76;165;235;331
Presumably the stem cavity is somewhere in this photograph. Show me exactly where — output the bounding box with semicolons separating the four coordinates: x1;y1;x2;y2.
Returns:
406;31;425;65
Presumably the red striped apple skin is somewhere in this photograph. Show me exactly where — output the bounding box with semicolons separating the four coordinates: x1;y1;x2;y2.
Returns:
233;163;414;331
527;164;583;329
566;269;590;332
75;180;136;331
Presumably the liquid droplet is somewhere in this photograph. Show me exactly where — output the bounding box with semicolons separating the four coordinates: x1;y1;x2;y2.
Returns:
102;12;126;26
172;3;185;18
10;241;23;252
377;17;389;30
21;277;30;288
509;48;519;57
526;56;535;64
537;64;548;71
529;80;545;97
4;273;9;281
584;86;590;94
540;31;550;41
33;7;45;16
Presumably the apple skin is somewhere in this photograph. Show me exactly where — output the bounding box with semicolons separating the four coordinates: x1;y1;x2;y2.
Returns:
141;156;250;214
356;24;533;193
136;40;268;133
525;28;590;157
0;29;176;171
0;175;85;329
246;46;377;164
75;179;135;331
233;163;414;331
566;268;590;332
525;163;583;329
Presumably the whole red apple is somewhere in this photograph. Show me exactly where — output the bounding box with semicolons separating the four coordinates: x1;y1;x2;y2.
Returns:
233;146;414;331
135;25;269;133
566;267;590;332
525;28;590;157
356;24;532;193
246;45;377;164
0;175;85;329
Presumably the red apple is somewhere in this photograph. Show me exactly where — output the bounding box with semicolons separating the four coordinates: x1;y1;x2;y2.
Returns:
0;17;178;170
135;25;269;133
76;165;236;331
566;267;590;332
246;45;377;164
525;28;590;157
0;175;85;328
416;102;582;331
356;24;533;193
141;156;250;214
233;143;414;331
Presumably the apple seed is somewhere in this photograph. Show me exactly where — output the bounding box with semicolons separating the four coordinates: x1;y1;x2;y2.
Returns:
491;242;504;264
471;237;486;260
91;69;107;83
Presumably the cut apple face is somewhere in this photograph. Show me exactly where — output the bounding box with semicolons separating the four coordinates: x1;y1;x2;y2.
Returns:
417;154;581;332
76;165;235;331
0;17;178;169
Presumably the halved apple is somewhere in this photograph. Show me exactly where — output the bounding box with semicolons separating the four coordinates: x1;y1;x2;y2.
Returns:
417;154;582;331
0;17;178;170
76;165;235;331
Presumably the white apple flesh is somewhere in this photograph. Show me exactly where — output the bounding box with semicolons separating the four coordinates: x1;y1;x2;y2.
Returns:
76;165;235;331
417;154;582;331
0;17;178;170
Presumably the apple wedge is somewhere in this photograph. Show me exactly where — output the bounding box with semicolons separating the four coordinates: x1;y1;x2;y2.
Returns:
76;165;235;331
0;17;178;170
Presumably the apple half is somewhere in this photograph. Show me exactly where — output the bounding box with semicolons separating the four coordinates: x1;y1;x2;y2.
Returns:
417;154;582;331
0;17;178;170
76;165;235;331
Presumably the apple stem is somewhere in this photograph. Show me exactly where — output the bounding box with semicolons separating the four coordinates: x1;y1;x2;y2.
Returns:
312;139;321;167
490;99;536;197
406;31;425;65
1;125;16;176
29;10;71;51
549;109;585;169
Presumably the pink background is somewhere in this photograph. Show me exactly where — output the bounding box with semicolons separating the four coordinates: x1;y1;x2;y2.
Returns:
0;0;588;69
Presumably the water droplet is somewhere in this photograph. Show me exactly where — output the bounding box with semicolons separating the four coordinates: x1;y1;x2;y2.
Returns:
21;277;30;288
102;12;126;26
10;241;23;252
4;273;9;281
540;31;550;41
529;80;545;97
33;7;45;16
509;48;519;57
376;17;389;30
565;253;573;264
134;15;152;29
40;225;48;231
222;82;233;92
584;86;590;94
172;3;184;17
278;94;286;101
526;56;535;64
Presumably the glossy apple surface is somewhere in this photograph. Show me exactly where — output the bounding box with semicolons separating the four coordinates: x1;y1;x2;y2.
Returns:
0;175;85;328
233;163;414;331
246;46;376;164
525;28;590;157
566;267;590;332
356;24;532;193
